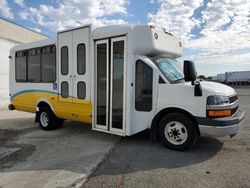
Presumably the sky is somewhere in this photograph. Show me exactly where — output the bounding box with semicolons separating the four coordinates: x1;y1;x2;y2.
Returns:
0;0;250;76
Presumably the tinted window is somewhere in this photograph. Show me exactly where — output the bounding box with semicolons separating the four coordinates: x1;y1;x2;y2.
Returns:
28;49;41;82
16;51;27;82
61;81;68;98
15;45;56;83
77;44;85;75
77;82;86;99
135;60;153;111
111;40;124;129
96;43;107;126
42;45;56;82
61;46;68;75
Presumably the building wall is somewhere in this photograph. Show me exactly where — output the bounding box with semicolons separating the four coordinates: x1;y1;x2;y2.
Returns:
226;71;250;83
0;18;48;110
0;19;48;43
214;71;250;86
0;38;18;110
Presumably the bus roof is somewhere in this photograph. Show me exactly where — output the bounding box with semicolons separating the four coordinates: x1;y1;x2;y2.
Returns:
10;38;56;52
10;24;182;58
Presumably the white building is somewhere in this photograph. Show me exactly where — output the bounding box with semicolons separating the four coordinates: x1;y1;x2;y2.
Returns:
0;18;48;110
217;73;226;83
213;71;250;85
226;71;250;84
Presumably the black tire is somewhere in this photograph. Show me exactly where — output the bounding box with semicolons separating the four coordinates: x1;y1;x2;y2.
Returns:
55;118;64;129
158;113;198;151
38;107;64;131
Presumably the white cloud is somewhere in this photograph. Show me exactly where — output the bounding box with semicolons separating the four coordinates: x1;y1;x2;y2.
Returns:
19;0;128;31
29;27;42;33
0;0;14;19
14;0;24;7
189;0;250;49
149;0;250;75
148;0;203;42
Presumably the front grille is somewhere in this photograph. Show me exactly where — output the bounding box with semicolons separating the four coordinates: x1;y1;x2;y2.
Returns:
231;106;238;116
229;95;238;103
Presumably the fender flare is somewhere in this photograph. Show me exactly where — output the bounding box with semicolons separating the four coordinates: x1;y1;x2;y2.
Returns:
150;107;200;140
36;99;55;112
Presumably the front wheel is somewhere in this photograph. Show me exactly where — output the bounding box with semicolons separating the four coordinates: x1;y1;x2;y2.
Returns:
38;107;64;130
158;113;198;151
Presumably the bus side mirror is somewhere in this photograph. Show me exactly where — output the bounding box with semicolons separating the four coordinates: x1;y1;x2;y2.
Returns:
184;60;202;96
184;60;197;85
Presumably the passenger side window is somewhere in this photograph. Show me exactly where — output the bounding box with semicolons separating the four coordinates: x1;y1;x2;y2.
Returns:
41;45;56;82
135;60;153;111
15;45;56;83
28;49;40;82
16;51;27;82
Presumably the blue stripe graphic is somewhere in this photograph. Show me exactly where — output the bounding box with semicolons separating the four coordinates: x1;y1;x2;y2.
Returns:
11;90;58;100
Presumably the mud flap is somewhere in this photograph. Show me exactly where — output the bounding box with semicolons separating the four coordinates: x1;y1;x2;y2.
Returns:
35;111;39;123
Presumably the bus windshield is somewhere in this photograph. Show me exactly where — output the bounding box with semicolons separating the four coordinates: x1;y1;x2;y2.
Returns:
150;57;184;84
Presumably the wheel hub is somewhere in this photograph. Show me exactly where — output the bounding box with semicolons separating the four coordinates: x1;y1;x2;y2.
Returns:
40;112;49;127
164;121;188;145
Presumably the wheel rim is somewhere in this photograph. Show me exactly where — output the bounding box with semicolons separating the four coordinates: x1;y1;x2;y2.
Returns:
164;121;188;145
40;112;49;127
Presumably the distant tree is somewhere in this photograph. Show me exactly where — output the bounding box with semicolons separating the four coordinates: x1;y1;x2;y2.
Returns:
198;75;206;80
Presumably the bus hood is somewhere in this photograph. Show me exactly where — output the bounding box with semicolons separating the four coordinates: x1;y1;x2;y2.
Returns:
199;81;236;96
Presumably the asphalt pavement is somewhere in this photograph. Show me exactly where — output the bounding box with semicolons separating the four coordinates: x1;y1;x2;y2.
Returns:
0;111;120;188
0;88;250;188
83;88;250;188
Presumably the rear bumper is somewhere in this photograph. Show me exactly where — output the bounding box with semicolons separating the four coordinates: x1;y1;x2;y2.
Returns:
196;110;245;137
8;104;15;111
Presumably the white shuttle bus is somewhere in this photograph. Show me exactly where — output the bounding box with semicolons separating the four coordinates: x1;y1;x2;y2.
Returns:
9;24;244;150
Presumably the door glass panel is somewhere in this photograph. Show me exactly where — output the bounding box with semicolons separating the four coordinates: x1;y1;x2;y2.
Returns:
111;41;124;129
96;43;107;126
61;81;69;98
77;44;86;75
77;82;86;99
61;46;68;75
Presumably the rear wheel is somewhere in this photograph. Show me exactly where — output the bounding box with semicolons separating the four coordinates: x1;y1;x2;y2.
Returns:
158;113;198;151
38;107;64;130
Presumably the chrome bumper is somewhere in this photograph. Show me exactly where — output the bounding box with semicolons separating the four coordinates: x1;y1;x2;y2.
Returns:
196;110;245;137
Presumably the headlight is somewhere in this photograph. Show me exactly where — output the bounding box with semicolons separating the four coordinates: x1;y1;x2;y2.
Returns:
207;96;230;106
207;96;231;118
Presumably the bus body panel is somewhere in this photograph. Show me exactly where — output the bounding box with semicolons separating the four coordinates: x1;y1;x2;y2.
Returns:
9;24;242;139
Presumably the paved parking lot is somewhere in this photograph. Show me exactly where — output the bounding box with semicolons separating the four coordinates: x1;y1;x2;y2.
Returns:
0;88;250;188
0;111;120;188
83;88;250;188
